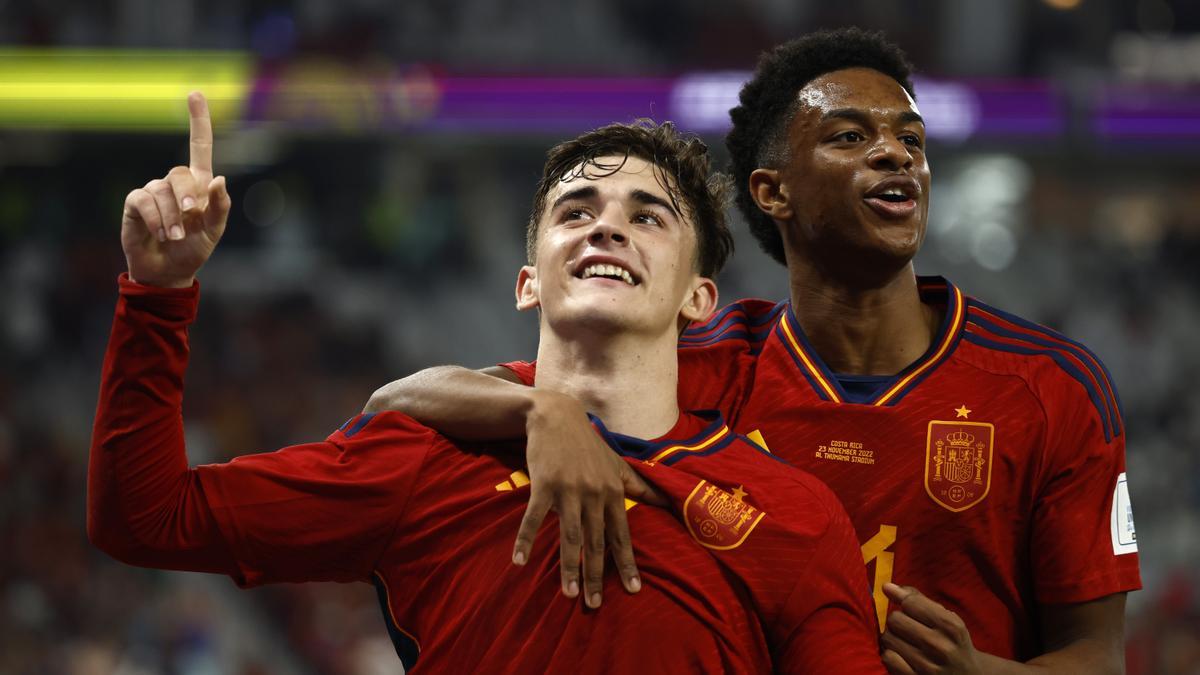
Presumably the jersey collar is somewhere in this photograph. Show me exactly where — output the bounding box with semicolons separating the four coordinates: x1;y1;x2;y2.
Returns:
774;275;966;406
589;410;734;465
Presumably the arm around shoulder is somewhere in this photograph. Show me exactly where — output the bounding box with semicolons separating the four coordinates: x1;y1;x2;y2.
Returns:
364;364;540;440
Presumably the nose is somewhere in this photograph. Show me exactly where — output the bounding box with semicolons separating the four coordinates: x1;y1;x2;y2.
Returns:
866;132;914;172
587;205;629;246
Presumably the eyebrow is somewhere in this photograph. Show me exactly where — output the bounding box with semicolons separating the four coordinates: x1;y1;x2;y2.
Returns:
821;108;925;127
550;185;680;218
630;188;680;218
551;186;597;212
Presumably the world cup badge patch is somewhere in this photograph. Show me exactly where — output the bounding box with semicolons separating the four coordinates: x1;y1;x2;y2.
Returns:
684;481;765;550
925;421;994;512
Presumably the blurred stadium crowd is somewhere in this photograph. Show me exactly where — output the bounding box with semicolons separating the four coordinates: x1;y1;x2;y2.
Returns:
3;0;1200;673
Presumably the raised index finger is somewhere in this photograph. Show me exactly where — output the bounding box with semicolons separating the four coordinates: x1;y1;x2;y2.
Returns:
187;91;213;178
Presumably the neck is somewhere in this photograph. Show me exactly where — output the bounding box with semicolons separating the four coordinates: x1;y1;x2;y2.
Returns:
787;261;939;376
533;326;681;439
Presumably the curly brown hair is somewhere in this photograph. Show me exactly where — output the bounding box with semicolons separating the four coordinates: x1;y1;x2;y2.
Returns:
527;120;734;279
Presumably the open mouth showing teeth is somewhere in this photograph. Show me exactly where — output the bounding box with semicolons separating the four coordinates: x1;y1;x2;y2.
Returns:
872;188;911;203
580;263;637;286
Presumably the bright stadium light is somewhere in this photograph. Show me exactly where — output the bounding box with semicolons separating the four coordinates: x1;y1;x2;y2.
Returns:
0;48;252;131
669;71;750;133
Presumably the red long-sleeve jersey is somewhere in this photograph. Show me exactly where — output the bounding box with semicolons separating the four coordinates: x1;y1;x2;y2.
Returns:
89;275;884;674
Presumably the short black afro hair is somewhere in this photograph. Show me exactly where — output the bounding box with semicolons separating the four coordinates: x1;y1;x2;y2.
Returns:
726;27;915;265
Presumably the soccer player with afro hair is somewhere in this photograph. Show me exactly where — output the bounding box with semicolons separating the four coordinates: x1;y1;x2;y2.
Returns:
726;27;915;267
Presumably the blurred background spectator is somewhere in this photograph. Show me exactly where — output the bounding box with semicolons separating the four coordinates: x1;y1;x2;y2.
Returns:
2;0;1199;672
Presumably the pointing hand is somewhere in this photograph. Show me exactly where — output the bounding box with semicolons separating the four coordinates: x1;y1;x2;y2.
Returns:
121;92;231;288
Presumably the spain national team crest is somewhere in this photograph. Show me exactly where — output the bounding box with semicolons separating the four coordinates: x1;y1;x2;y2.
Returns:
684;481;765;550
925;421;994;512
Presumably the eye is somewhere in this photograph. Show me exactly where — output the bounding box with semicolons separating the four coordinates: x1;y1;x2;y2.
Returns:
835;130;865;143
562;207;591;222
633;210;663;226
900;133;924;149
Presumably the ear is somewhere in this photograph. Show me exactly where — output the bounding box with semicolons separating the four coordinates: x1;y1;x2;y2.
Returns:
748;168;793;221
679;275;719;325
515;265;540;311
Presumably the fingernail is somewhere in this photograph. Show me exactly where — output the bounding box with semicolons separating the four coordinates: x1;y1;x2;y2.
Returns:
628;576;641;592
181;196;196;211
512;550;526;565
156;228;167;243
566;580;578;597
169;225;185;240
589;593;601;608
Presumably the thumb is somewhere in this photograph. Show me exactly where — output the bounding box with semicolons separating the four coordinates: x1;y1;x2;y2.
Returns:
203;176;231;240
621;464;669;507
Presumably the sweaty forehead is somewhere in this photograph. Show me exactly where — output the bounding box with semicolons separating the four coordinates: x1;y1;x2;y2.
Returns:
549;155;674;201
794;67;919;120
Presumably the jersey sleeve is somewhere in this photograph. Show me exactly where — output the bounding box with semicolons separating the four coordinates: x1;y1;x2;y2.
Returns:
498;360;535;386
773;487;885;673
89;274;239;576
677;300;777;414
88;274;437;589
1030;371;1141;604
196;412;436;587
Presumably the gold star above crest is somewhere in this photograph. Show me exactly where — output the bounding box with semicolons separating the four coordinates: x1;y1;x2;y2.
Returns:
955;405;972;419
730;485;748;502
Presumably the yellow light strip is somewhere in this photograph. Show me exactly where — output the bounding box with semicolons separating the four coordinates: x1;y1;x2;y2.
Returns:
0;48;252;130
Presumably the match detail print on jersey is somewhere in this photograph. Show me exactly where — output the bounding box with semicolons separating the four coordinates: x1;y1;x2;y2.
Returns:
684;480;765;551
815;439;874;466
1110;472;1137;555
924;420;994;512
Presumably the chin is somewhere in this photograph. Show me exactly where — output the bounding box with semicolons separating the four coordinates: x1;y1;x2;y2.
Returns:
547;305;635;337
881;233;922;260
816;237;918;287
867;218;924;257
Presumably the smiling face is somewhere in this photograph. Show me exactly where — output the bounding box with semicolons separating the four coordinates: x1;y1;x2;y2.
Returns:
751;67;931;281
516;154;717;339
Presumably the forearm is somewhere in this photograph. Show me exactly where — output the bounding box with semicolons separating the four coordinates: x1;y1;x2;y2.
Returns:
976;640;1121;675
87;276;235;574
989;594;1126;675
365;365;572;441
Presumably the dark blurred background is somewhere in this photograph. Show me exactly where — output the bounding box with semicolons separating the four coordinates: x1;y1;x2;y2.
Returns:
2;0;1199;672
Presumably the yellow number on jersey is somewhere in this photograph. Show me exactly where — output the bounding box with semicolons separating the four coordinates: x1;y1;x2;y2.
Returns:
747;430;896;631
861;524;897;632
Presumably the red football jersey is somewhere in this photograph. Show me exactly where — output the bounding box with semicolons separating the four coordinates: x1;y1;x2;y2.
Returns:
90;277;884;674
505;276;1141;661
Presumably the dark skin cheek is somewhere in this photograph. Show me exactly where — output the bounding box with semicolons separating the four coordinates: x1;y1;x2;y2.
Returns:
816;159;924;250
790;152;853;223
